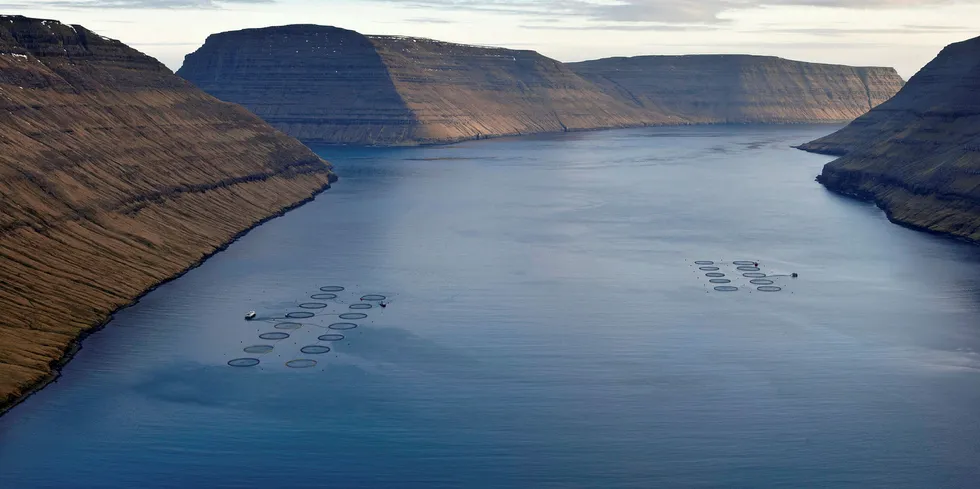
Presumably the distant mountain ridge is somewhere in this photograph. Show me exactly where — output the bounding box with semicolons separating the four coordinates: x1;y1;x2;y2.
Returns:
0;15;335;412
569;55;904;124
176;25;675;145
177;24;905;146
799;35;980;243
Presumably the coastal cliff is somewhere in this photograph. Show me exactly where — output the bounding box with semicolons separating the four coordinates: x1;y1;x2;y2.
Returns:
799;36;980;242
178;25;422;145
367;36;671;143
177;25;673;145
569;55;904;123
178;25;903;146
0;16;336;412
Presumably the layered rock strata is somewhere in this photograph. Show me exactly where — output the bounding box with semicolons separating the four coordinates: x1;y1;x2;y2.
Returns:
799;36;980;242
177;25;673;145
178;25;904;146
0;15;336;412
568;55;904;123
368;36;671;143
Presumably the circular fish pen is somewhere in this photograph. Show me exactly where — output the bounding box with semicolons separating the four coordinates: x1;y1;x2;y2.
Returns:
699;266;720;271
709;278;731;284
750;279;774;285
705;272;726;278
743;272;767;278
286;359;317;369
349;303;373;310
319;286;345;292
299;302;328;309
259;332;290;340
360;295;386;301
228;358;260;367
274;322;303;330
733;261;756;266
339;313;367;320
318;334;345;341
328;322;358;331
695;261;714;265
286;311;315;319
310;293;337;300
301;345;331;354
737;266;760;271
243;345;274;354
757;286;782;292
713;286;739;292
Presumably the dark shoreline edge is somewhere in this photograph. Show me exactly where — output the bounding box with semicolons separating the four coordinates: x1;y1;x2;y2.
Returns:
797;145;980;247
0;177;337;417
0;127;863;417
299;120;851;148
789;144;847;157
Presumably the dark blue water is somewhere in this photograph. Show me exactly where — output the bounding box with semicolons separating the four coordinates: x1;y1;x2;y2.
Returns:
3;126;980;488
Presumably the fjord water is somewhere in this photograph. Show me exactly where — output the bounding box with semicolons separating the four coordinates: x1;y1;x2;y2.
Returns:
3;126;980;488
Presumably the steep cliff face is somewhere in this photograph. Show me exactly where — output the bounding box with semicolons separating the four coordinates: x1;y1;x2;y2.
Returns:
179;28;905;146
178;25;674;145
568;55;904;123
799;36;980;242
178;25;420;145
0;16;336;411
366;36;672;144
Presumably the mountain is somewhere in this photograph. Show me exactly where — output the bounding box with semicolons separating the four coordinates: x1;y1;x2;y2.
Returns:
177;25;904;146
0;15;336;412
568;55;904;123
176;25;673;146
799;35;980;242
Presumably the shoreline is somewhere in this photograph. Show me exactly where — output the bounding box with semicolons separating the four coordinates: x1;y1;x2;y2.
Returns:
0;128;869;418
298;120;852;148
0;178;336;417
797;146;980;247
817;178;980;247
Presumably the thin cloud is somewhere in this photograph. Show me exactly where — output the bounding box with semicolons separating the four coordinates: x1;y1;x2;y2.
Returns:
374;0;964;24
386;0;589;17
0;0;272;8
521;23;722;32
902;24;976;31
404;17;454;24
580;0;963;23
745;24;977;36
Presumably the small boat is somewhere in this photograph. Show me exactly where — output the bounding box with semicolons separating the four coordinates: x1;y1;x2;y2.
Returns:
245;311;256;320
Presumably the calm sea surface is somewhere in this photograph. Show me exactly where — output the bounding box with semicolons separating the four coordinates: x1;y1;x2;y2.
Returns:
3;126;980;488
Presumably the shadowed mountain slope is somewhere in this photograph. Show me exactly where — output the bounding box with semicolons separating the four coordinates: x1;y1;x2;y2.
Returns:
0;15;336;412
178;25;904;146
569;55;904;123
177;25;673;145
799;35;980;242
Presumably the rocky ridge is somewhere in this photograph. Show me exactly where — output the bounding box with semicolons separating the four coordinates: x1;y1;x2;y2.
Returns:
366;35;672;144
177;25;905;146
568;55;904;123
177;26;674;145
0;15;336;412
799;35;980;242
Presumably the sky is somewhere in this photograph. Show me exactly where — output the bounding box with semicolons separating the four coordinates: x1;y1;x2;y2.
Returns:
1;0;978;79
